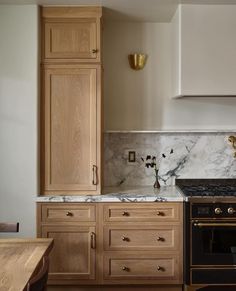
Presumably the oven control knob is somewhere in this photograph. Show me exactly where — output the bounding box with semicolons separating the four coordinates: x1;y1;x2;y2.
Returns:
228;207;236;215
214;208;223;215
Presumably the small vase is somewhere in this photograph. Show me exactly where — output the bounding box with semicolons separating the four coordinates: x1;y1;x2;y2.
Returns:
154;170;160;189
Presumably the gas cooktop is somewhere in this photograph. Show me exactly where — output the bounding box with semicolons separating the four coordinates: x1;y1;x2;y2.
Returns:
176;179;236;198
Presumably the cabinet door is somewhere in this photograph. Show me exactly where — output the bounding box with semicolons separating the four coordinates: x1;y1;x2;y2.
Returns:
42;225;96;282
43;19;100;62
42;64;101;194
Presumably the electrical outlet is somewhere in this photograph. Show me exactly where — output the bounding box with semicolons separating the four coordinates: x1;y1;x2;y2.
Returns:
125;149;137;165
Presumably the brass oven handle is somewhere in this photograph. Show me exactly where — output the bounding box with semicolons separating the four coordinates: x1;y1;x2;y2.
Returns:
90;232;96;249
194;222;236;227
92;165;98;185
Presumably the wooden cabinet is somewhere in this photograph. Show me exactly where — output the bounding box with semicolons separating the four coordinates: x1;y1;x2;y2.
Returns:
100;203;183;285
37;202;183;288
42;7;102;62
42;64;101;195
42;225;96;282
103;253;180;282
38;203;98;285
41;6;102;195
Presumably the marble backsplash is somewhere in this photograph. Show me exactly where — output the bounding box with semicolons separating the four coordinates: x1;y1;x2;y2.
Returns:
104;132;236;187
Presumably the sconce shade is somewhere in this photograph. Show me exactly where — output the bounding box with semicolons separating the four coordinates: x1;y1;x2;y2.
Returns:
128;54;147;70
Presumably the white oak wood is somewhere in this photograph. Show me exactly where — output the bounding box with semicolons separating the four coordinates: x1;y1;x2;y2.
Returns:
0;238;53;291
103;203;180;222
42;225;96;282
42;204;96;223
103;252;181;284
42;64;101;195
42;6;101;62
103;225;179;251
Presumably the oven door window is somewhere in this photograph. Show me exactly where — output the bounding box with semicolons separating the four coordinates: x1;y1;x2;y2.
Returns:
192;222;236;266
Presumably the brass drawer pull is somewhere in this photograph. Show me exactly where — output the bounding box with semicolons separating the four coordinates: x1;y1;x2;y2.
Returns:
157;236;164;242
122;236;129;242
92;165;98;185
66;212;73;217
157;266;164;271
90;232;96;249
122;266;129;271
92;49;98;53
122;211;129;216
157;211;164;216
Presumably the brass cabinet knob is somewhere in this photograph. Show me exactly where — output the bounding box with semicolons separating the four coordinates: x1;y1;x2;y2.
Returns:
157;266;164;271
214;208;223;215
122;266;129;271
92;49;98;53
228;207;236;215
122;211;129;216
122;236;129;242
157;236;164;242
66;212;73;217
157;211;164;216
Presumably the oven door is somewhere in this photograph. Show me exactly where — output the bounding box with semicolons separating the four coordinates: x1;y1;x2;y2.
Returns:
192;221;236;266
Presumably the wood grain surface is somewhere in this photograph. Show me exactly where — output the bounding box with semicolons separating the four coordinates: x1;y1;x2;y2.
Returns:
0;238;53;291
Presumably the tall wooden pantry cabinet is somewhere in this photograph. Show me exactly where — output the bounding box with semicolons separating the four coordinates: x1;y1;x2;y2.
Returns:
41;7;102;195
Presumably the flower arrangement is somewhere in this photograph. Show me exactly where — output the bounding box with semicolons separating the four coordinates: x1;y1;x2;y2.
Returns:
141;149;174;188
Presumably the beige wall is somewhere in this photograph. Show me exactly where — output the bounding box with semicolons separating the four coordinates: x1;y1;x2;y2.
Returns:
0;5;38;237
104;21;236;131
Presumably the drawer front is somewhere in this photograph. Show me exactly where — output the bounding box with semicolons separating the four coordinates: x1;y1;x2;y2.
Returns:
41;204;96;222
103;203;180;222
104;226;179;251
104;254;180;282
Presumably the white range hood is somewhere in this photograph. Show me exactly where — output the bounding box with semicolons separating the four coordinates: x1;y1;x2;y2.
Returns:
171;4;236;98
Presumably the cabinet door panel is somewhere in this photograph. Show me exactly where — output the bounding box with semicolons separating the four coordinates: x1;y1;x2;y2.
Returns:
43;65;99;193
42;225;96;281
44;19;100;61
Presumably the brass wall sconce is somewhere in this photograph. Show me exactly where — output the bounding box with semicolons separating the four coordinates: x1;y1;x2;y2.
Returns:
228;135;236;158
128;53;148;70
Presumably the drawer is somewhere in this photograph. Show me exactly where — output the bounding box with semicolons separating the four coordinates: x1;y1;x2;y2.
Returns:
104;226;179;251
104;253;181;282
103;203;180;222
41;204;96;222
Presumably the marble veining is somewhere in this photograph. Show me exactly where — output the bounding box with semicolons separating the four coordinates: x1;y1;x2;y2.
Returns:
36;186;184;202
104;132;236;187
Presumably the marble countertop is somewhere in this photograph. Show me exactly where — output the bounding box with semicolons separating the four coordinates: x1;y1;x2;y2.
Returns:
36;186;184;203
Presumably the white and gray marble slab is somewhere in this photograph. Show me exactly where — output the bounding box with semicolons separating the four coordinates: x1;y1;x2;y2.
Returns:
104;132;236;187
36;186;184;203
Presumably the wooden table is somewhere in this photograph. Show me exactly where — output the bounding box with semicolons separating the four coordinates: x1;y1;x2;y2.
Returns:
0;238;53;291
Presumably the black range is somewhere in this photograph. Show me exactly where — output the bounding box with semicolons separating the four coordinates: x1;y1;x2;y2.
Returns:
176;179;236;291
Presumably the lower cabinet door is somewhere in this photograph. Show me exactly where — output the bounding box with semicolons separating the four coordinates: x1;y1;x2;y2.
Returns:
42;225;96;283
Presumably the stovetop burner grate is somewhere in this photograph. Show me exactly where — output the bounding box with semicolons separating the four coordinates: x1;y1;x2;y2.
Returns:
176;180;236;197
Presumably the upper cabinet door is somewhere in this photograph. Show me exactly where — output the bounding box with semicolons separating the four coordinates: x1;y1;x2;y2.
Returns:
42;64;101;195
42;7;102;62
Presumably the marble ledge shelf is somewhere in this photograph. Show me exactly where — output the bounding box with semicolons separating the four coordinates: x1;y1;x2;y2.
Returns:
36;186;184;203
105;129;236;133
